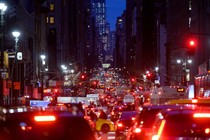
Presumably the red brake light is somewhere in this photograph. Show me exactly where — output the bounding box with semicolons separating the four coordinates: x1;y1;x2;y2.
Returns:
193;113;210;118
152;120;166;140
131;117;136;121
117;123;123;127
34;115;56;122
134;128;141;133
192;99;198;103
205;128;210;134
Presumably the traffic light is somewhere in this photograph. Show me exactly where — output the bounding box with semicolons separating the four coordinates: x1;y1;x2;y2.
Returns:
187;38;196;55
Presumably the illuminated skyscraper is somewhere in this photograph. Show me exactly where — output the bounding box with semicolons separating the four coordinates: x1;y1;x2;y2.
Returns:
92;0;107;65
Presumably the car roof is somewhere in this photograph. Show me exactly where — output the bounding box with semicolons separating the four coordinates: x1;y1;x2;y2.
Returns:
157;106;210;117
0;106;95;140
140;104;182;110
0;106;84;120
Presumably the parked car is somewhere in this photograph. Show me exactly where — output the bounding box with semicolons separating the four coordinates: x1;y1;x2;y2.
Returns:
0;105;95;140
115;111;139;140
151;106;210;140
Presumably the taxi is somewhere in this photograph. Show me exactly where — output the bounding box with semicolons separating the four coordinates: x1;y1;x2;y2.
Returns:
95;118;115;133
85;107;115;133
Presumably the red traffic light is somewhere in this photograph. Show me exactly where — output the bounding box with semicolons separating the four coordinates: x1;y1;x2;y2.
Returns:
187;39;196;48
189;40;195;46
187;38;196;55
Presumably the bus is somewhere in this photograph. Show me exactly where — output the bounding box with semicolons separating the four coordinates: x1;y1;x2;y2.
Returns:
150;86;188;105
194;72;210;98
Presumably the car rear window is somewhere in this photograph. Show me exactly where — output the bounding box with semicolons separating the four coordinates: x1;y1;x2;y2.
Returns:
162;114;210;137
120;111;138;119
139;108;162;127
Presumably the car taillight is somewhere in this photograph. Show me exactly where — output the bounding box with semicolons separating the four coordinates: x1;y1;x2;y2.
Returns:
193;113;210;118
152;135;160;140
131;117;136;121
117;123;123;127
152;120;166;140
192;99;198;103
134;127;141;133
34;115;56;122
205;128;210;134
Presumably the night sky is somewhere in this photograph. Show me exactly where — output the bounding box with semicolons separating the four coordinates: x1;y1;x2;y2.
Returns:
106;0;126;31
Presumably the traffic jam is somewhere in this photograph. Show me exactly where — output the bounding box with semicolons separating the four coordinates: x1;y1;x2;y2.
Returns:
1;69;210;140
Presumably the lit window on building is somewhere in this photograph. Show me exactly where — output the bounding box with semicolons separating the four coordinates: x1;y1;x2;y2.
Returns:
46;17;49;23
50;3;55;11
50;16;55;24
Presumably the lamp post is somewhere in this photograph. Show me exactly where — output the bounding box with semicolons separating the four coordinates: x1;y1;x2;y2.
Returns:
0;2;7;105
176;58;192;86
12;31;20;105
40;54;46;100
0;2;7;68
61;64;67;95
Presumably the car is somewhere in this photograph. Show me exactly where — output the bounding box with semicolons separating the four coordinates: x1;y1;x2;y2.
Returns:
126;104;182;140
0;106;96;140
115;111;139;140
95;109;115;133
151;106;210;140
85;107;115;134
110;106;125;122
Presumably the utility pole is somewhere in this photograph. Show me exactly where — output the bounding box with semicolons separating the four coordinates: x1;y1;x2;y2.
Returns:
0;3;7;105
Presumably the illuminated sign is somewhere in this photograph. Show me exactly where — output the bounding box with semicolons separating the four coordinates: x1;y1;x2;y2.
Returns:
30;100;50;107
177;87;185;92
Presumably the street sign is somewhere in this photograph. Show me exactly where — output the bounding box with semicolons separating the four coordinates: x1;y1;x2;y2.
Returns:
6;80;12;88
0;68;7;72
14;82;20;90
17;51;23;60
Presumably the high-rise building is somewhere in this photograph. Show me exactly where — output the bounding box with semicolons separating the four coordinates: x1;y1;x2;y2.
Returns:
92;0;107;66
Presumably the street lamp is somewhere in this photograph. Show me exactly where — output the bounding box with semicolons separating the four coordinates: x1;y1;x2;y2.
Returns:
0;2;7;105
12;31;20;50
12;31;20;105
0;2;7;67
40;54;46;100
176;58;192;86
61;64;68;95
